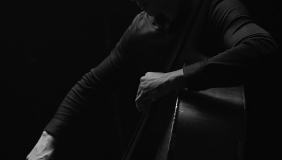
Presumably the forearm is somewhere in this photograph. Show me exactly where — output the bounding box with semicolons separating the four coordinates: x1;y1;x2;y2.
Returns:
168;69;187;90
44;72;110;139
44;48;137;138
181;35;279;92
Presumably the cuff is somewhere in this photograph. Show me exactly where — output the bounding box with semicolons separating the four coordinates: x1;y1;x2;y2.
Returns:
44;118;72;140
182;60;208;91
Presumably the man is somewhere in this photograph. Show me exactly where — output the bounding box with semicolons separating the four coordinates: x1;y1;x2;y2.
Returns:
27;0;279;159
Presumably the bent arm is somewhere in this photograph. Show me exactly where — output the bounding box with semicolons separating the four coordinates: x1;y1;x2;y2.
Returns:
182;0;280;91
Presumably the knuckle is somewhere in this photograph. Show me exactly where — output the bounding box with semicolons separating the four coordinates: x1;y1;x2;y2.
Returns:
145;72;152;75
140;76;145;81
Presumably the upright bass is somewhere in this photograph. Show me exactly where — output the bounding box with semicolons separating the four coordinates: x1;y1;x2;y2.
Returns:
123;0;246;159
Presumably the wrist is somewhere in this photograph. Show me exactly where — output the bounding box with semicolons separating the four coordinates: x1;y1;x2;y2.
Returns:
42;131;56;144
169;69;187;90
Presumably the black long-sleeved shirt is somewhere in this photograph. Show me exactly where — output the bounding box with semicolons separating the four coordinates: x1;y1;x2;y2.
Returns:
44;0;279;138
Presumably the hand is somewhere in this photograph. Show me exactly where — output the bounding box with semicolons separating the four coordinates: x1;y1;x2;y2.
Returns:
26;131;56;160
135;69;186;112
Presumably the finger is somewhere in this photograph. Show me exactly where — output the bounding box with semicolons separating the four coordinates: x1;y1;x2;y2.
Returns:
135;91;149;112
136;94;155;112
135;94;143;112
136;88;141;98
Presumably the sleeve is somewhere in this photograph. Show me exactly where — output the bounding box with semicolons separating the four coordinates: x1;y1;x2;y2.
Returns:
44;17;138;139
183;0;280;91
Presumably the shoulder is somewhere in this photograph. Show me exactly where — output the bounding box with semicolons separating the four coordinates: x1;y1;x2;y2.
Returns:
208;0;251;31
114;11;154;57
118;11;149;45
128;11;154;32
209;0;250;18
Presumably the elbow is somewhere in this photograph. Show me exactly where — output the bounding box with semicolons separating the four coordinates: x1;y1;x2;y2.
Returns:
241;33;280;61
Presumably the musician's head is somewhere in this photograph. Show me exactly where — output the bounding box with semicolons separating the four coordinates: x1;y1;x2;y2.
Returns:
131;0;183;20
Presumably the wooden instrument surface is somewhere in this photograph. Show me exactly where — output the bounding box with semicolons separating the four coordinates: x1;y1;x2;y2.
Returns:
167;87;246;160
123;1;246;159
123;86;246;160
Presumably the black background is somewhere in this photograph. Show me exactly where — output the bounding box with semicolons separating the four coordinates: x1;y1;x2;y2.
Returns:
1;0;281;159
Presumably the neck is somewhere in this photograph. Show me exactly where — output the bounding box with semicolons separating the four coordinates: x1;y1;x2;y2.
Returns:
162;0;183;21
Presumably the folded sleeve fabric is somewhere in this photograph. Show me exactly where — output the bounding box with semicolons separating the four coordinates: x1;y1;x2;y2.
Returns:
182;0;280;91
44;0;280;138
44;20;139;138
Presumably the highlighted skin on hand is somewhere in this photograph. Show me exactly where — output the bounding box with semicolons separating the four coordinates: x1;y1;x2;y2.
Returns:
135;70;186;112
26;131;56;160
